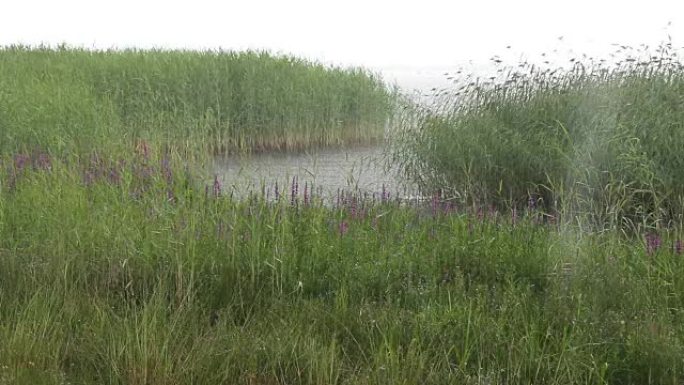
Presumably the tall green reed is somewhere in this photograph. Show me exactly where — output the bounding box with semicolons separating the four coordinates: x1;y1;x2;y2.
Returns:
393;40;684;230
0;45;395;155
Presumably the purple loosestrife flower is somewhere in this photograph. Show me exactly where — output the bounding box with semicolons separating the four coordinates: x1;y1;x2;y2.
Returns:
381;184;388;203
290;176;297;206
274;181;280;201
13;154;29;173
303;182;309;206
141;165;154;179
35;153;51;171
675;239;683;255
161;156;173;184
107;168;121;185
338;220;349;236
431;192;440;218
350;197;358;219
213;175;222;197
645;233;662;256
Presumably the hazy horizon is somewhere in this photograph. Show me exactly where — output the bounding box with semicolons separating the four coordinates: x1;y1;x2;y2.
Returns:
4;0;683;91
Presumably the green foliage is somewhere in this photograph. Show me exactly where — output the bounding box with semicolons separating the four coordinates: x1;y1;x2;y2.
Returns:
2;154;684;384
394;42;684;229
3;42;684;384
0;45;394;154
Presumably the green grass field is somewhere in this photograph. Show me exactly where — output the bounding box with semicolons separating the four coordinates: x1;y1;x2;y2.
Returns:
1;45;684;384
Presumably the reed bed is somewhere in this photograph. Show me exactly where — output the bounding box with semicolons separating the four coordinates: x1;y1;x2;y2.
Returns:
393;40;684;230
2;147;684;384
0;45;394;155
3;43;684;385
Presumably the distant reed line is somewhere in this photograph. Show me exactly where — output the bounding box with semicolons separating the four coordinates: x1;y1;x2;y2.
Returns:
0;45;395;154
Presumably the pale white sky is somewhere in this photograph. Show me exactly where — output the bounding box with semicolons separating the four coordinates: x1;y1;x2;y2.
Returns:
2;0;683;89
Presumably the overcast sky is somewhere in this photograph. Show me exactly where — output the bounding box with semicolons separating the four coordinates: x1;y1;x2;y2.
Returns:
2;0;682;89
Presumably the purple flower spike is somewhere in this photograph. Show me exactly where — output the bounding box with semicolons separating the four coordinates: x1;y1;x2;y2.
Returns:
161;156;172;183
675;239;683;255
213;175;222;197
13;154;30;172
291;176;297;205
645;233;662;255
338;220;349;236
431;192;439;217
274;181;280;201
303;182;309;206
36;153;51;171
350;198;358;219
108;168;121;184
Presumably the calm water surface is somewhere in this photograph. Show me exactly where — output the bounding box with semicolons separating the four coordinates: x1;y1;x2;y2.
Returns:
213;146;413;200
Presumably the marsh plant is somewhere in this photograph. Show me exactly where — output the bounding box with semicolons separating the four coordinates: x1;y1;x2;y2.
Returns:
393;39;684;231
0;45;395;155
2;147;684;384
3;45;684;385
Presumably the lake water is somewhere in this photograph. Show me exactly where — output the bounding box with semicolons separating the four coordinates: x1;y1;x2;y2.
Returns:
212;146;414;201
210;65;469;202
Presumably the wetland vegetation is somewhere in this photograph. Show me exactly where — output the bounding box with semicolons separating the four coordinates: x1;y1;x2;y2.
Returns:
1;44;684;384
0;45;393;154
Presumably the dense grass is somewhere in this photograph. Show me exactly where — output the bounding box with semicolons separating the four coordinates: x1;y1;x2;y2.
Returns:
2;149;684;384
3;43;684;384
0;45;394;155
393;41;684;230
